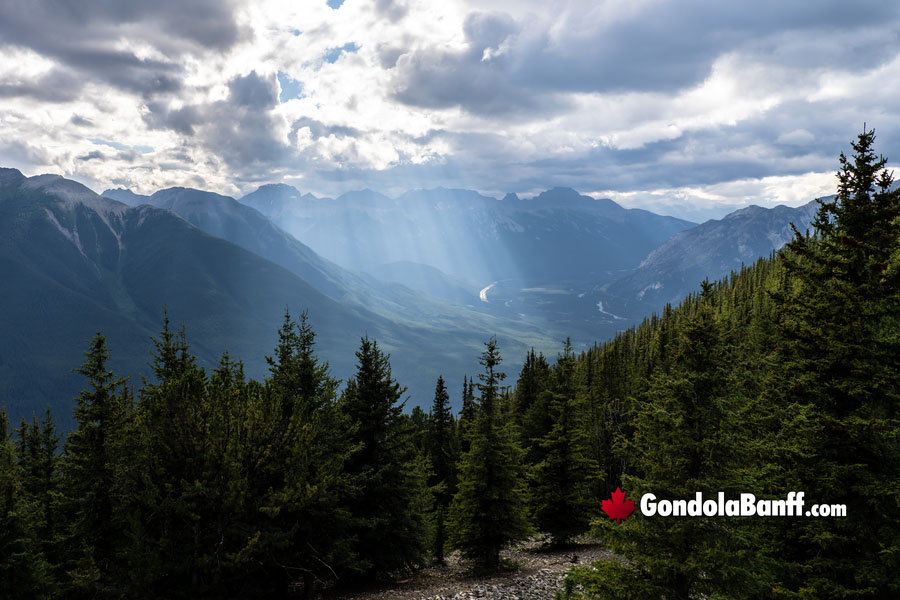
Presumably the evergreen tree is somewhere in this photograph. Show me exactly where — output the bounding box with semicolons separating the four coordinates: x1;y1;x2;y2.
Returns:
529;340;598;546
0;408;54;598
767;127;900;596
572;290;766;599
458;375;477;453
448;337;530;572
409;405;429;453
130;320;231;595
426;375;457;563
16;409;60;580
339;337;428;580
267;310;337;416
59;334;133;597
516;349;552;462
147;308;195;384
515;349;550;418
259;310;355;597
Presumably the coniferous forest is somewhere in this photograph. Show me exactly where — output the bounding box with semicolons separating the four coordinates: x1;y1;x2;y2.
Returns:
2;130;899;599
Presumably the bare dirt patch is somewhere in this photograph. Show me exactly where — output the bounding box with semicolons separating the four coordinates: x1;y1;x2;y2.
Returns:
323;538;611;600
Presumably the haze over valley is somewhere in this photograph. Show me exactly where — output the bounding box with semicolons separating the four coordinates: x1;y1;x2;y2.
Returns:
1;164;820;423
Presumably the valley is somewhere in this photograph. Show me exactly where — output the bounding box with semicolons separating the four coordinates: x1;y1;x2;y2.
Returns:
1;166;817;425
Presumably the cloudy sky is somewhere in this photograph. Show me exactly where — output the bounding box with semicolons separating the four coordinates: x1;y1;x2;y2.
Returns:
1;0;899;219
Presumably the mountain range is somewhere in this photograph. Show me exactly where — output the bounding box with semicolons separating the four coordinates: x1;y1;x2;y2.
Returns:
600;200;820;316
238;184;695;286
2;166;822;425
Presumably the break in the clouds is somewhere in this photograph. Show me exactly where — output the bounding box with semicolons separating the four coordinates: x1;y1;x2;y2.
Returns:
1;0;899;217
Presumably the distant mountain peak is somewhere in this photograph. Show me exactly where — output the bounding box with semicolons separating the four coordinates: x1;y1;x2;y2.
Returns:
0;167;25;185
22;173;127;214
543;186;580;196
398;187;498;204
724;204;766;219
533;187;599;203
255;182;302;195
151;186;235;204
338;189;391;202
609;199;820;313
239;183;319;214
723;200;818;221
501;192;520;202
530;187;624;214
102;188;151;207
258;182;297;190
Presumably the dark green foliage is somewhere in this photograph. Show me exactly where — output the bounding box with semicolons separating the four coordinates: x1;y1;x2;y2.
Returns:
426;375;457;563
529;340;598;546
562;130;900;599
458;375;477;454
258;310;355;596
340;336;428;580
16;409;59;573
410;405;429;453
58;333;134;597
764;128;900;597
449;338;530;571
603;292;767;599
0;408;54;598
517;349;553;466
129;325;228;595
126;312;355;597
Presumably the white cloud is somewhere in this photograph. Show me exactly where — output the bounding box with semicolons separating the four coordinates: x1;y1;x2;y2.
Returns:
0;0;898;208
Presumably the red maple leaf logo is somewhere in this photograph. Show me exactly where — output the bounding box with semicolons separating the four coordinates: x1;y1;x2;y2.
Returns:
602;487;635;523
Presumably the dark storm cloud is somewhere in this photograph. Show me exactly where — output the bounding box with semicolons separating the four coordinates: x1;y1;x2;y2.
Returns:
392;0;900;116
143;71;291;176
374;0;408;23
392;12;541;115
0;139;54;168
70;114;94;127
77;150;105;161
393;48;515;113
0;69;83;103
320;113;867;201
228;71;279;108
0;0;244;98
143;102;203;135
376;45;406;69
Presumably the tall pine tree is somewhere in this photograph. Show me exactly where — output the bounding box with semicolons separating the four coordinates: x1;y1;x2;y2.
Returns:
449;337;530;572
767;127;900;597
529;340;598;546
59;334;133;597
426;375;457;563
259;310;355;597
0;408;54;598
339;337;428;580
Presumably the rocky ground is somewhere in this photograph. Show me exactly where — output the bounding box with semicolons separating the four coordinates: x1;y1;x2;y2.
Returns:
323;538;611;600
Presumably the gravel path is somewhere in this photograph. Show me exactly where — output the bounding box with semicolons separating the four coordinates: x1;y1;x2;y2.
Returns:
324;538;611;600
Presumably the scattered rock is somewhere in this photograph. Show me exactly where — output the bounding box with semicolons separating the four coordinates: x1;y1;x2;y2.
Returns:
326;538;612;600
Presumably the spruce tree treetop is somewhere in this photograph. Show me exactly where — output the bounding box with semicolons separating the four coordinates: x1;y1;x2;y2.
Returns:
147;309;196;384
266;309;339;417
448;338;530;572
428;375;454;489
476;336;505;422
61;333;133;594
817;126;894;242
427;375;457;564
772;127;900;597
340;336;427;580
